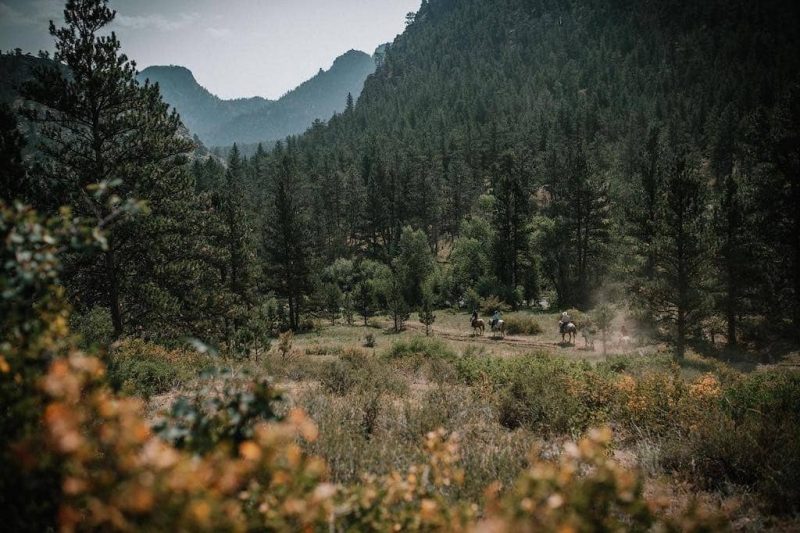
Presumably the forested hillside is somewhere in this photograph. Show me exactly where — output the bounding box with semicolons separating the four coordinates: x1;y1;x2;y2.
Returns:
138;49;377;147
220;0;799;350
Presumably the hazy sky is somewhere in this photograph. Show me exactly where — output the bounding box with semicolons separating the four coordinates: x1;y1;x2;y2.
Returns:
0;0;420;99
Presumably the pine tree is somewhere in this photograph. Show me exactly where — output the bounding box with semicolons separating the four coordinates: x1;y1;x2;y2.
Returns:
419;284;436;336
21;0;208;338
709;106;752;348
491;151;531;306
647;139;710;359
345;92;354;114
223;145;252;301
261;154;313;331
543;142;611;308
0;104;27;203
383;269;409;333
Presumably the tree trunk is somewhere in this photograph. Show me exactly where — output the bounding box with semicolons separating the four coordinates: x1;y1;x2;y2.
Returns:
104;247;123;337
676;308;686;360
288;294;296;331
726;291;737;348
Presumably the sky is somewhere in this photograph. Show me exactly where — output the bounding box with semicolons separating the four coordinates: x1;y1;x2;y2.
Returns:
0;0;420;99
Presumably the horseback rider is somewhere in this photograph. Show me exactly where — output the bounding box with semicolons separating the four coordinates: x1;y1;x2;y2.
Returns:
491;310;501;329
471;309;478;323
559;311;572;334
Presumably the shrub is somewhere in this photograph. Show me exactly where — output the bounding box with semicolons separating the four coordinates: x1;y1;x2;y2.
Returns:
107;339;210;398
455;355;616;435
320;348;407;398
480;294;510;313
504;314;543;335
663;370;800;514
364;332;376;348
154;371;283;454
384;336;455;361
71;306;114;348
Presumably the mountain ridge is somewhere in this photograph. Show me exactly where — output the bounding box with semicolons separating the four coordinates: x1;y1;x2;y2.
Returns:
137;48;378;147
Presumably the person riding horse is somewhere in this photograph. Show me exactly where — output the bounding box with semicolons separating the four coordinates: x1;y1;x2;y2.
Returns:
491;310;502;329
471;310;479;323
559;311;573;334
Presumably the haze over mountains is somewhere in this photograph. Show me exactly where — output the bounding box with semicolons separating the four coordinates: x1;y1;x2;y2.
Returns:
136;49;378;147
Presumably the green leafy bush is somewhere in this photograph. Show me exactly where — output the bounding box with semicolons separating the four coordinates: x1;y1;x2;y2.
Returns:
662;370;800;513
504;314;543;335
153;371;283;454
384;336;455;361
71;306;114;348
107;338;210;398
320;348;407;397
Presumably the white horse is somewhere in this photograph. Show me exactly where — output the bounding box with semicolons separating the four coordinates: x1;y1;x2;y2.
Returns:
491;319;506;337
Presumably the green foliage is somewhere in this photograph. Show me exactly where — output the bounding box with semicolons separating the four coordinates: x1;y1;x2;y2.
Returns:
418;284;437;335
322;283;343;325
645;142;711;358
260;153;314;331
381;268;410;332
0;103;27;202
592;304;615;355
70;306;114;349
154;371;283;455
662;370;800;513
503;314;543;336
106;339;210;398
384;336;456;362
394;226;435;308
320;348;407;397
363;332;376;348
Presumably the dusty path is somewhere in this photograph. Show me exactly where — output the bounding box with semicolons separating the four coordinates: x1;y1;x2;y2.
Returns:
400;320;601;356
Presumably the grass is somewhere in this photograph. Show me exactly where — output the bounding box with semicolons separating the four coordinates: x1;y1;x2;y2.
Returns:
134;313;800;523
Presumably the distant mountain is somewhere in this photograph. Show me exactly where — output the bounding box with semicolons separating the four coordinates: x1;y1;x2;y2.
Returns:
0;52;217;162
137;49;377;147
135;66;274;144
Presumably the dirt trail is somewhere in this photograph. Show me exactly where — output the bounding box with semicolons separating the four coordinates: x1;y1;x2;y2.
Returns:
402;321;583;353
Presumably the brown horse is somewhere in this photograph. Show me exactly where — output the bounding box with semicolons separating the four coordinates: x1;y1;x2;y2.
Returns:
561;322;577;344
471;318;485;336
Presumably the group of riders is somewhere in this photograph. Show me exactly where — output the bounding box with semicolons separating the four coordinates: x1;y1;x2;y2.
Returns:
470;309;576;334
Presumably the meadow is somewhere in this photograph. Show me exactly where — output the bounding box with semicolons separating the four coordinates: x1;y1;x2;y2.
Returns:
108;310;800;530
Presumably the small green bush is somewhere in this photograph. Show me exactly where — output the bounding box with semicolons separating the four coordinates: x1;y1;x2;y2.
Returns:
107;339;210;398
71;306;114;348
504;315;543;335
321;348;407;397
384;336;455;361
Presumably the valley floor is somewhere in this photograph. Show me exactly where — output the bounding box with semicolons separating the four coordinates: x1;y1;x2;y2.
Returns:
140;310;800;531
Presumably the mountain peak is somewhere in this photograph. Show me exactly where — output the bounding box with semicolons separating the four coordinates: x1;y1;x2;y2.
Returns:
139;65;198;85
331;49;371;69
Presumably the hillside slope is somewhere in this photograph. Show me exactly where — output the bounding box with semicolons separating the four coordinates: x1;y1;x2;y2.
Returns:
135;65;274;143
138;49;377;147
206;49;377;146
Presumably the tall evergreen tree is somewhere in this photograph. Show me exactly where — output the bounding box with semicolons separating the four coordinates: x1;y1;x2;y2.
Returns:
491;151;531;306
261;154;313;331
21;0;209;338
0;104;27;203
709;107;752;348
543;142;611;308
647;139;710;359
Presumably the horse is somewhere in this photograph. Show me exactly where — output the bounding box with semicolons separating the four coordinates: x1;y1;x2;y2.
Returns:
581;326;596;350
560;322;577;344
491;319;506;338
471;317;485;336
